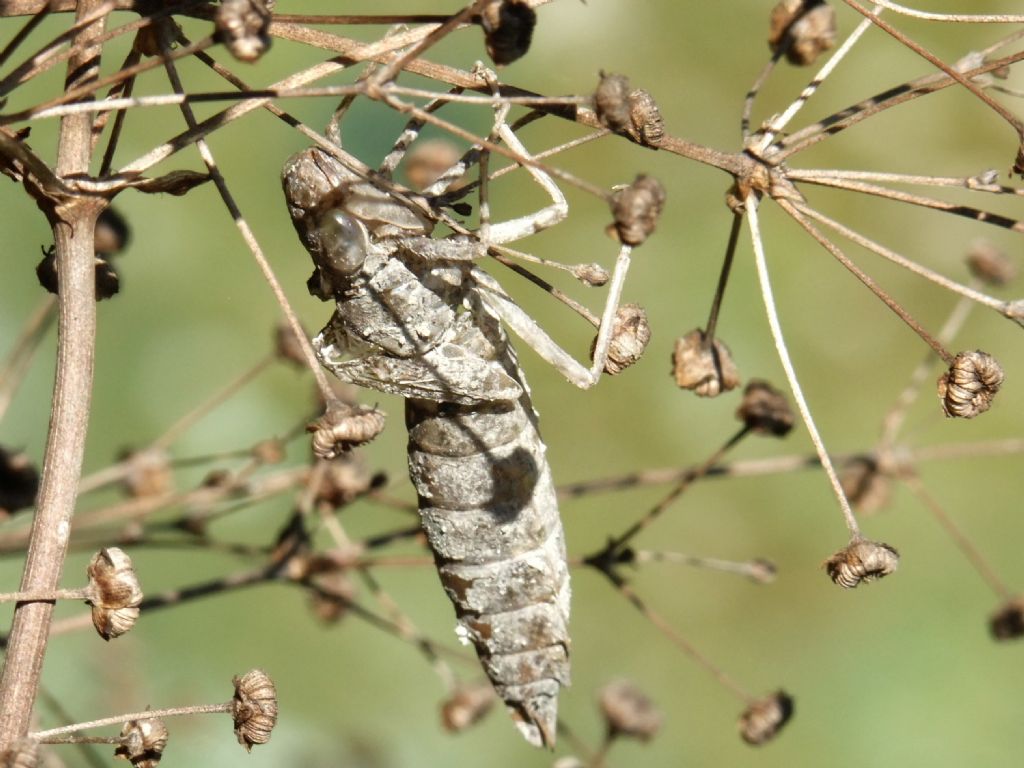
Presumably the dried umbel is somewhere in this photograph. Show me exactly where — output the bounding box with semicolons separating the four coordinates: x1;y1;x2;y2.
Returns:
594;304;651;375
36;246;119;300
672;329;741;398
215;0;272;63
403;139;463;191
768;0;836;66
232;669;279;750
119;449;172;499
839;456;891;515
599;679;663;741
115;718;168;768
966;240;1017;286
571;262;610;286
441;682;497;733
308;404;386;459
314;452;377;508
0;446;39;516
736;379;794;436
738;690;794;746
825;539;899;589
479;0;536;66
937;350;1004;419
989;598;1024;641
608;175;666;246
86;547;144;639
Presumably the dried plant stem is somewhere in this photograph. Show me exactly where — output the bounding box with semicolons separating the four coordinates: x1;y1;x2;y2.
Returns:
704;213;742;342
633;551;772;581
903;474;1012;600
0;588;88;603
871;1;1024;22
0;0;49;69
0;0;108;747
31;703;231;741
746;198;861;538
0;295;56;423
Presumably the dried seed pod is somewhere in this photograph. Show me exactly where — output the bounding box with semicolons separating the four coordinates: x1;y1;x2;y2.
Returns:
232;669;279;751
95;207;130;256
736;379;794;436
599;679;662;741
608;175;666;246
839;456;891;515
314;452;377;509
571;263;610;286
119;449;172;500
824;539;899;589
594;72;633;134
966;240;1016;286
36;246;119;300
215;0;271;63
990;598;1024;640
1013;141;1024;179
404;139;464;191
441;681;497;733
115;718;168;768
309;570;357;624
86;547;144;639
628;89;665;147
0;446;39;516
274;321;309;367
738;690;794;746
672;329;741;398
594;304;651;375
937;350;1004;419
479;0;536;65
769;1;836;66
308;404;386;459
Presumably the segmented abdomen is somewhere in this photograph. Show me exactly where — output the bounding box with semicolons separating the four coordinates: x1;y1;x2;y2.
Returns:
405;335;569;748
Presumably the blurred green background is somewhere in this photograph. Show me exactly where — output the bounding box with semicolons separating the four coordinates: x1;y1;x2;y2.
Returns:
1;1;1023;766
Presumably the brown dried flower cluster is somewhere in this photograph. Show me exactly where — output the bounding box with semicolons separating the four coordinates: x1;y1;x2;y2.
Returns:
479;0;536;66
989;598;1024;641
215;0;272;63
85;548;144;640
672;329;740;398
738;690;794;745
115;718;168;768
36;246;120;301
966;241;1016;286
608;175;666;246
119;449;172;500
599;679;663;741
839;456;891;515
825;539;899;589
232;669;279;750
768;0;837;66
937;350;1004;419
736;379;793;436
308;404;386;459
441;682;497;733
593;73;665;147
596;304;652;375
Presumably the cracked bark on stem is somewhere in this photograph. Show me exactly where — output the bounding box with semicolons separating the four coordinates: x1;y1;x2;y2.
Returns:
0;0;105;748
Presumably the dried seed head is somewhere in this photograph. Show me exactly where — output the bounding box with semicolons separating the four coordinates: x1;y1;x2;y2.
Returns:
839;456;891;515
738;690;794;746
937;350;1004;419
736;379;794;436
479;0;536;66
769;1;836;66
403;139;463;191
315;452;377;509
628;89;665;147
608;175;666;246
672;329;741;398
36;246;119;300
966;240;1016;286
0;740;38;768
824;539;899;589
95;207;130;256
274;321;309;367
599;679;662;741
232;669;279;751
990;598;1024;641
86;547;144;640
215;0;272;63
308;404;386;459
309;570;357;624
252;438;285;465
0;446;39;516
594;72;633;134
571;262;610;286
119;449;172;500
115;718;168;768
441;682;497;733
594;304;652;375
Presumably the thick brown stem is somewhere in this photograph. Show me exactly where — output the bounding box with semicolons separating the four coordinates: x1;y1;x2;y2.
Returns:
0;0;106;748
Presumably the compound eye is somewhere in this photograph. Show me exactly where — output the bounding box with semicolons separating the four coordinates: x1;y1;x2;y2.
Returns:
316;208;368;278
